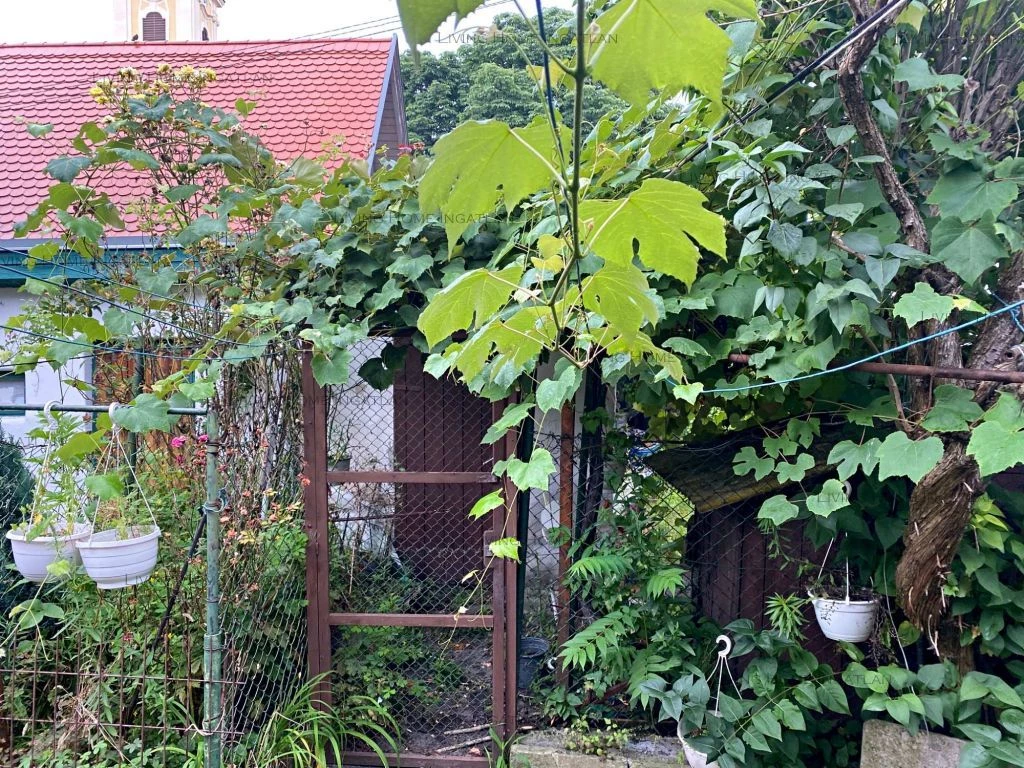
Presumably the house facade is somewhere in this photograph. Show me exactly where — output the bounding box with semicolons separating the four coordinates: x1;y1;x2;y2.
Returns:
0;36;408;441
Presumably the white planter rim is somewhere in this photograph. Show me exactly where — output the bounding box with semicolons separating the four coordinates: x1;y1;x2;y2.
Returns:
808;591;878;606
6;522;91;543
77;525;160;550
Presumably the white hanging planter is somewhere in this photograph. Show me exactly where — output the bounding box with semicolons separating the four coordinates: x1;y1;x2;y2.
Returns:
6;523;92;583
811;595;879;642
683;742;718;768
77;525;161;590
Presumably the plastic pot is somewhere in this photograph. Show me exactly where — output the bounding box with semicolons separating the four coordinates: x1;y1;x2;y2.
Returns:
682;743;717;768
811;596;879;642
518;636;550;690
77;526;161;590
6;523;92;583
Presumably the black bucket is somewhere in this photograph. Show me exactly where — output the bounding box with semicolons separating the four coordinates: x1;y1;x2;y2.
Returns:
517;636;550;690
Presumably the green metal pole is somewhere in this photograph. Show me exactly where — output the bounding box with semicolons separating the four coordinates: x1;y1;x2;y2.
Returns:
203;411;222;768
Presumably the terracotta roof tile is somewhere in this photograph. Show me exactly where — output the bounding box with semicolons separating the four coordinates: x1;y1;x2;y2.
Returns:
0;39;396;236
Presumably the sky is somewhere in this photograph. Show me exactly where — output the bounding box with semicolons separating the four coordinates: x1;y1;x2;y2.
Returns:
0;0;572;51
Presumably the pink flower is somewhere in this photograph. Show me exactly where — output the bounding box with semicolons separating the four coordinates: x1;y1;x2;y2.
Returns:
171;435;187;448
198;434;209;443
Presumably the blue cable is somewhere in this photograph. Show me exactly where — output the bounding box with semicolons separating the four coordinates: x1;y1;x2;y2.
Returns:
699;298;1024;396
991;292;1024;335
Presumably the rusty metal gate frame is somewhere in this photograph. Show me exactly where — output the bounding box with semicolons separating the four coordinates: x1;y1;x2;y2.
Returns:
301;351;518;767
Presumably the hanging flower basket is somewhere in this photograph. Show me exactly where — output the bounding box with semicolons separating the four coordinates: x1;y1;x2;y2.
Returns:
810;594;879;642
6;523;92;583
77;525;161;590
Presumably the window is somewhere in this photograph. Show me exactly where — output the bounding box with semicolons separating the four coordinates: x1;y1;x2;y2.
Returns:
142;11;167;41
202;27;210;41
0;370;26;417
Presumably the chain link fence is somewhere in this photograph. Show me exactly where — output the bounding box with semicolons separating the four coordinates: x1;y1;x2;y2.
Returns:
0;351;308;767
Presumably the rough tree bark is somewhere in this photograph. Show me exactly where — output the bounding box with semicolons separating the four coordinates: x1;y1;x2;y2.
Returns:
837;0;1024;654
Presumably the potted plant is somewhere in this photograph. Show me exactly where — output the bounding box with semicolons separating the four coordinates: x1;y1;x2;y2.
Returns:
807;568;878;643
7;516;91;584
6;418;91;583
77;492;161;590
329;421;353;471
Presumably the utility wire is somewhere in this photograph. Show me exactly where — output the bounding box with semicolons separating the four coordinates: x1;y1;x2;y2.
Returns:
0;262;267;350
0;322;215;362
0;244;227;316
700;298;1024;396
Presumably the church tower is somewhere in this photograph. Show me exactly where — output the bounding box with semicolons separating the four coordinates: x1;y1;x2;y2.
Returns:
113;0;226;42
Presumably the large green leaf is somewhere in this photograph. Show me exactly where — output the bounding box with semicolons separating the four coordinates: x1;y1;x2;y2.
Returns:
112;394;179;433
758;495;799;526
581;262;660;340
84;473;125;501
396;0;487;45
892;283;955;327
590;0;758;110
967;421;1024;477
877;432;944;482
805;479;850;517
45;155;92;183
827;439;881;481
499;447;556;491
580;179;725;286
893;57;965;92
417;266;524;348
311;349;351;387
921;384;983;432
926;169;1017;221
931;216;1006;284
419;120;561;248
536;363;582;413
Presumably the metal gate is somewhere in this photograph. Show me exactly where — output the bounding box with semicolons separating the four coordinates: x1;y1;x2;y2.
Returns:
301;340;517;766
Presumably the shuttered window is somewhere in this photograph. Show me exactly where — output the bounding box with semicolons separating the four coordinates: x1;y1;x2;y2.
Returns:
142;11;167;42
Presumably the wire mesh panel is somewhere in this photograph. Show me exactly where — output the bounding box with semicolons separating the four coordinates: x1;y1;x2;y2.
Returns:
304;339;516;766
0;350;310;768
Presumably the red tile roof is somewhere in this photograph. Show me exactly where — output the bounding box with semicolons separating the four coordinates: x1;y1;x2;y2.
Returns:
0;39;397;236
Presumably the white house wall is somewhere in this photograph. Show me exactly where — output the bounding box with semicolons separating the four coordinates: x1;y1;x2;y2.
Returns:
0;289;90;445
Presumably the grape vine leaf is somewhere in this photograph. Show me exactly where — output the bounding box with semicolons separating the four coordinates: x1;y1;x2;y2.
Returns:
417;266;524;347
536;362;582;413
758;495;799;526
111;394;178;433
489;537;521;561
931;215;1006;284
828;438;881;481
775;453;815;484
483;401;533;445
589;0;759;111
672;382;704;404
733;446;775;480
967;421;1024;477
420;120;562;249
396;0;488;46
921;384;984;432
805;479;850;517
876;432;944;482
926;169;1018;222
497;447;556;491
469;490;504;520
311;348;351;387
892;283;956;327
580;179;725;286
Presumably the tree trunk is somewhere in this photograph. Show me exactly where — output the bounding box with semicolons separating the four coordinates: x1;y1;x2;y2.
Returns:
896;442;980;654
